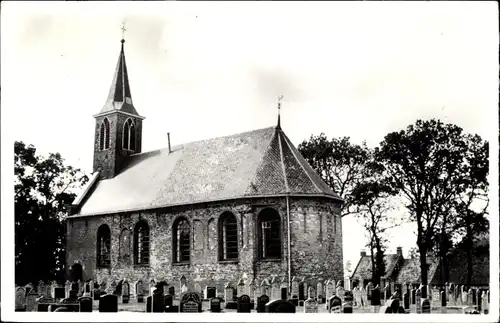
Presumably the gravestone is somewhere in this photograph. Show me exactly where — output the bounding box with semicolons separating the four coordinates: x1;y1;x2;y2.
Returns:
265;299;296;313
210;297;222;313
281;287;287;300
371;287;381;313
225;283;236;309
71;281;78;292
304;298;318;313
237;294;251;313
298;282;305;300
385;298;400;313
366;282;373;300
416;288;422;313
152;293;165;312
84;282;91;296
441;290;447;313
316;281;324;304
168;286;175;296
51;287;64;300
164;294;173;308
93;289;101;301
237;279;245;297
343;290;353;313
326;280;335;300
257;295;269;313
65;281;71;298
336;285;345;300
205;286;216;300
69;290;78;300
26;289;38;312
122;281;130;304
328;295;342;313
291;276;299;299
78;296;93;312
180;292;202;313
403;292;410;311
99;294;118;312
421;298;431;314
37;281;47;297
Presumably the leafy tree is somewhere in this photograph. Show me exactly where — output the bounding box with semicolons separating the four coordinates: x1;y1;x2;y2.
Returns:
350;157;399;286
375;119;488;286
15;141;88;284
450;133;489;286
298;134;370;216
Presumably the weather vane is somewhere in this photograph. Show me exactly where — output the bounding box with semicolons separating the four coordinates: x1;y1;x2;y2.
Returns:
121;21;127;40
277;95;284;128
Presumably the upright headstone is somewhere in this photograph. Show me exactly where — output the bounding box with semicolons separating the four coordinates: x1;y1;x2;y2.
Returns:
78;296;93;312
257;295;269;313
281;287;287;300
366;282;373;301
421;298;431;314
403;291;410;311
224;282;234;302
65;281;71;298
180;292;202;312
205;286;216;300
316;280;324;304
481;290;489;314
84;281;91;296
237;294;251;313
440;290;447;313
336;285;345;300
122;281;130;304
360;287;368;308
304;298;318;313
326;280;334;300
343;290;354;313
149;279;156;296
249;279;256;301
152;293;165;313
209;297;222;313
371;286;381;313
328;295;342;313
54;287;65;300
291;276;299;299
416;288;422;314
164;294;173;308
99;294;118;312
26;289;38;312
37;281;46;298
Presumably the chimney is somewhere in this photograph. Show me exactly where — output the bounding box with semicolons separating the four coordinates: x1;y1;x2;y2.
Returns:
396;247;403;257
360;250;367;257
167;133;171;154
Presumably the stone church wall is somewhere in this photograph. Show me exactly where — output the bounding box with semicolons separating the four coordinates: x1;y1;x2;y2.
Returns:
66;196;343;294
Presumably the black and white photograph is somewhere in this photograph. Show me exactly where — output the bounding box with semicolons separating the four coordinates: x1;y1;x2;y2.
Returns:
1;1;498;321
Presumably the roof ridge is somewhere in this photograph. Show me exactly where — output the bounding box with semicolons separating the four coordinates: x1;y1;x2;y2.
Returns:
244;127;281;194
277;131;290;193
280;129;322;194
130;126;275;158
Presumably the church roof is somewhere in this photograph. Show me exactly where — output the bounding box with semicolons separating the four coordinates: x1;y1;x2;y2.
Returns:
75;126;342;216
95;39;142;118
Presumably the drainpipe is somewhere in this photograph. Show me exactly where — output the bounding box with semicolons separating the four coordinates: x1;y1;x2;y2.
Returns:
286;195;291;297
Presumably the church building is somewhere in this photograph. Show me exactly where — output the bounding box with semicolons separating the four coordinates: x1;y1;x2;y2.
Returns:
65;36;344;296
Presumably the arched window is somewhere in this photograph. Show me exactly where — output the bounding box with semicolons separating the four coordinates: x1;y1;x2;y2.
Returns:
173;217;190;263
134;221;150;265
99;118;110;151
122;118;135;151
219;212;238;261
97;224;111;267
258;208;281;260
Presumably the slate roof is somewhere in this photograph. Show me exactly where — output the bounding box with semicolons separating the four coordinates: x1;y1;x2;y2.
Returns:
75;126;341;216
395;256;440;284
95;39;142;118
351;253;403;281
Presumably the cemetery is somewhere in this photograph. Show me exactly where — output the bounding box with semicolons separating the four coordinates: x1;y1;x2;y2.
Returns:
15;277;490;314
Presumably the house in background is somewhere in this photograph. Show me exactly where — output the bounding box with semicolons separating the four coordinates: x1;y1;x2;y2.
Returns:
351;233;490;292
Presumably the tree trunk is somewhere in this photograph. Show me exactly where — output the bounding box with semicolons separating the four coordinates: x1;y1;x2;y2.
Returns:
418;241;428;286
466;218;473;287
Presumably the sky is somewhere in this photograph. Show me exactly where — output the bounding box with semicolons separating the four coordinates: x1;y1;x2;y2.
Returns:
2;1;499;282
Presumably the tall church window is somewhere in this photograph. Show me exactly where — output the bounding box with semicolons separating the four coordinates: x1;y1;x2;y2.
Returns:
122;118;136;151
99;118;110;151
173;217;190;263
134;220;150;265
258;208;281;260
97;224;111;268
219;212;238;261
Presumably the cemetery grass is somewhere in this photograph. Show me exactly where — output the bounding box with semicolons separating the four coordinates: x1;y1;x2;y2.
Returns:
91;299;464;314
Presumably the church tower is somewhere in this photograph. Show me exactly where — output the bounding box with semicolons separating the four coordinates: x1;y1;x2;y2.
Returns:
92;37;145;180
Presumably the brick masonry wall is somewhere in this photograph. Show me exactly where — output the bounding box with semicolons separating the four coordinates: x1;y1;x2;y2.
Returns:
93;112;143;179
66;196;343;295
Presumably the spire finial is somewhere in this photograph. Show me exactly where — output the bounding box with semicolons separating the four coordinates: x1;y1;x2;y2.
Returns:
277;95;284;129
120;21;127;43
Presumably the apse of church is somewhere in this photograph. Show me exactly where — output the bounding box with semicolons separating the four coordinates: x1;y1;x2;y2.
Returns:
65;35;344;294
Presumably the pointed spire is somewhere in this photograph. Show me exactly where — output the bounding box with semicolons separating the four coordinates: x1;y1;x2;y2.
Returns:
276;95;283;129
95;23;142;118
